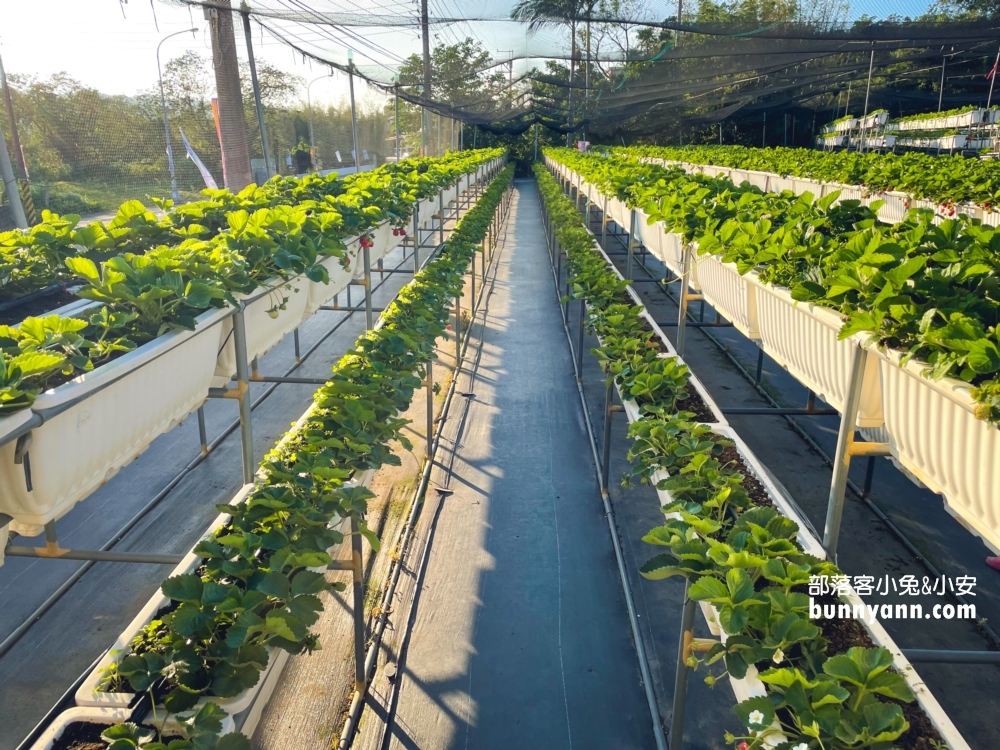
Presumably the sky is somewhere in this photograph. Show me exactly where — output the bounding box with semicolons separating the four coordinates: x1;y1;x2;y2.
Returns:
0;0;938;105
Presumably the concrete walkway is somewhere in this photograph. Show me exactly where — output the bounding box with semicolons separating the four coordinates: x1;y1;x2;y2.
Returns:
358;181;655;750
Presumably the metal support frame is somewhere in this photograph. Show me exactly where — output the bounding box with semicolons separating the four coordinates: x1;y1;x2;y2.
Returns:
626;209;637;280
675;244;703;356
670;585;697;750
232;308;255;484
822;347;890;562
438;190;445;244
425;360;434;456
5;520;186;565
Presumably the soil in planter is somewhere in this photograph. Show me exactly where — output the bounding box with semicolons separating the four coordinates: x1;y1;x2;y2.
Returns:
0;287;79;326
675;387;718;424
813;593;946;750
52;722;183;750
715;445;774;509
638;318;671;354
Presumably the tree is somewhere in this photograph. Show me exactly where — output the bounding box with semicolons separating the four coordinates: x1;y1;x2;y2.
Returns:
511;0;599;142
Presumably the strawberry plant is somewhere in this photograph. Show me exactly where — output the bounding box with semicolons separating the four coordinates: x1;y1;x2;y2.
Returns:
549;147;1000;428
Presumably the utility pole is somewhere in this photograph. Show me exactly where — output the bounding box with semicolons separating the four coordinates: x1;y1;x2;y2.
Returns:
207;0;252;190
394;81;400;161
420;0;431;156
0;53;27;181
157;28;198;202
348;54;361;177
0;112;27;228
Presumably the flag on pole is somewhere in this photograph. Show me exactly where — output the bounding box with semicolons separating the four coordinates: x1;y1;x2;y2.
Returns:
210;98;227;189
988;61;998;79
179;128;218;189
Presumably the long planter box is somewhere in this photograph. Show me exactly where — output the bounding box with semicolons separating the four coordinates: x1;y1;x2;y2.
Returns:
30;706;236;750
0;306;230;536
690;254;760;340
870;348;1000;553
750;279;884;427
569;159;1000;557
76;390;378;713
546;163;972;746
897;134;968;151
651;426;969;749
213;275;311;386
304;251;357;318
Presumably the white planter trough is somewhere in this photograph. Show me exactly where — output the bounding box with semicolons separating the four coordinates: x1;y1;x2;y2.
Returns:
871;347;1000;554
213;274;311;387
750;279;884;427
617;361;727;426
606;195;631;229
304;249;357;319
650;425;970;749
29;707;236;750
690;254;760;340
74;486;277;714
0;306;229;536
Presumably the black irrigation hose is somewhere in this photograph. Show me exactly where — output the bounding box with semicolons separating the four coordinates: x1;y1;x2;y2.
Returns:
0;233;447;663
590;208;1000;651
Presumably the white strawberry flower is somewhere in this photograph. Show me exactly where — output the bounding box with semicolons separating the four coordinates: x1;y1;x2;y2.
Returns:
748;709;765;727
772;648;784;664
792;744;809;750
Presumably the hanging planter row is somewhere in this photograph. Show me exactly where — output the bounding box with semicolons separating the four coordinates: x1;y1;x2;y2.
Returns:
29;160;513;750
0;154;505;550
536;160;970;750
550;153;1000;558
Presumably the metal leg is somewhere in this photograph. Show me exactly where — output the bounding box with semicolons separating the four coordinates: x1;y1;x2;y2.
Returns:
363;246;373;331
601;381;615;494
438;191;445;244
754;348;764;384
413;206;420;272
669;585;697;750
601;197;608;247
576;298;585;382
862;456;876;499
822;346;889;561
454;295;461;366
293;328;301;364
350;515;367;691
471;253;476;312
676;245;693;356
627;210;636;280
197;406;209;456
232;308;255;484
426;359;434;456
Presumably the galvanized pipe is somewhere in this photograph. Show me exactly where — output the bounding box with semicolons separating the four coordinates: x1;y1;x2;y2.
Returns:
232;308;255;484
669;588;697;750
